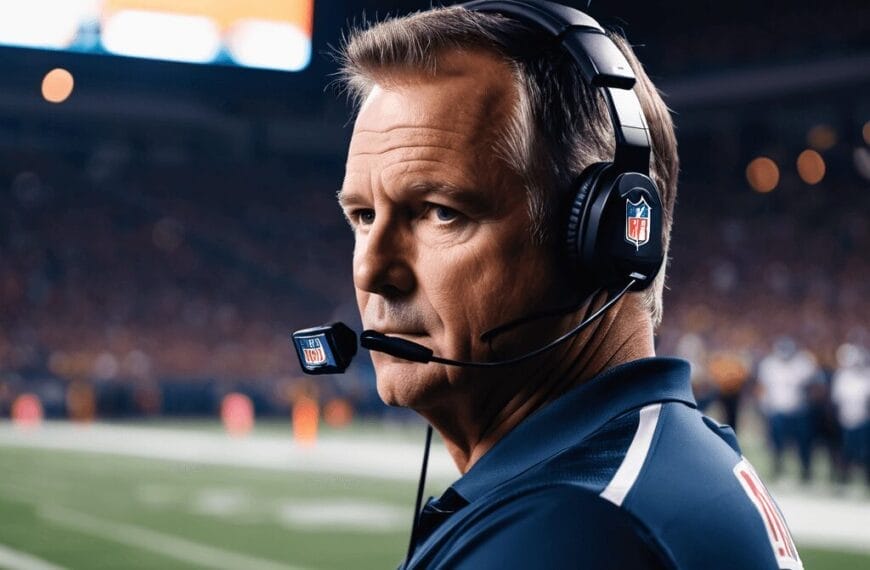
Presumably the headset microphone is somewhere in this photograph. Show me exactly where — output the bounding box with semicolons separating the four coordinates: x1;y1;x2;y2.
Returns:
291;322;357;374
292;278;636;374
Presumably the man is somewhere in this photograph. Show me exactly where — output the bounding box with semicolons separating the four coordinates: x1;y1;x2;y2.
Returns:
756;337;821;481
336;1;802;568
707;345;752;431
831;343;870;484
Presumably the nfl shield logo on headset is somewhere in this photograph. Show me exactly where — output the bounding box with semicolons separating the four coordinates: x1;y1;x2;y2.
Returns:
301;337;327;366
625;196;652;249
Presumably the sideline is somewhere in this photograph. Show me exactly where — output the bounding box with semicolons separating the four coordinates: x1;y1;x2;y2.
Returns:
39;505;307;570
0;544;67;570
0;421;457;482
774;490;870;554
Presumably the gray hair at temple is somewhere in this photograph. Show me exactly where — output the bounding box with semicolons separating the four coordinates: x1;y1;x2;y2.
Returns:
336;5;679;327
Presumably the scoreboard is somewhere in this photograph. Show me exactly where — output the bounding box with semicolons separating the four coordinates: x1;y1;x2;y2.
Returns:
0;0;314;71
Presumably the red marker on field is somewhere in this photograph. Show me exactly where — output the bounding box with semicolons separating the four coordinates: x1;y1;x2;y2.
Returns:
293;396;319;447
12;393;43;429
221;393;254;437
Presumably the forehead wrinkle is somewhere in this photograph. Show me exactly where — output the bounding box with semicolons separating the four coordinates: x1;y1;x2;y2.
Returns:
379;158;475;195
353;125;465;136
349;125;469;158
346;149;470;175
348;132;477;191
350;143;464;158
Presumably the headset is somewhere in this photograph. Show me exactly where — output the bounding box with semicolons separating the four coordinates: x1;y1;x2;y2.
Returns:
291;1;665;566
460;0;664;292
293;0;664;375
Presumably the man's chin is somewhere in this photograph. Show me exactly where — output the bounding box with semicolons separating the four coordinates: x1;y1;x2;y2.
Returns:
373;359;442;409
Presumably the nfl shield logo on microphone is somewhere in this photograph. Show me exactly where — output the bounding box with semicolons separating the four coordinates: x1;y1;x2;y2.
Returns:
302;337;327;366
625;197;651;249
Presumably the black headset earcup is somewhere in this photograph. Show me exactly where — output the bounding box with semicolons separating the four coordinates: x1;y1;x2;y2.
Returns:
584;172;664;290
564;162;611;273
565;163;664;291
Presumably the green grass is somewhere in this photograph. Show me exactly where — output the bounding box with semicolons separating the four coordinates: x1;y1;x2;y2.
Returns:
799;547;870;569
0;445;415;569
0;422;867;570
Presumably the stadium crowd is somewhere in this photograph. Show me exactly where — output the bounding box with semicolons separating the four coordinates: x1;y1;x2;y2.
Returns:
0;149;370;417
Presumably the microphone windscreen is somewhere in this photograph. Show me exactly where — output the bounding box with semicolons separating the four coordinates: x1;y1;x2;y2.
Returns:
292;322;358;375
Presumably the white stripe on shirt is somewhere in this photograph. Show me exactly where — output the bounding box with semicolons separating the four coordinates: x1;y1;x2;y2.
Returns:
600;403;662;507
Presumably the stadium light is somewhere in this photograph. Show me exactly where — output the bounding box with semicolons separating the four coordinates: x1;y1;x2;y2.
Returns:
745;156;779;193
41;68;74;103
806;124;836;151
796;149;826;185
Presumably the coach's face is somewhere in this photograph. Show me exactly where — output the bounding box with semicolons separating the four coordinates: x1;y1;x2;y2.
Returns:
340;51;564;407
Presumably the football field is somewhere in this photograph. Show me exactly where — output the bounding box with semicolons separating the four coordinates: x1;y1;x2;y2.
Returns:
0;421;868;570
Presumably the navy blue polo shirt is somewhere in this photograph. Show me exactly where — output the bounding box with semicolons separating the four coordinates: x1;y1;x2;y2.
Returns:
406;357;803;570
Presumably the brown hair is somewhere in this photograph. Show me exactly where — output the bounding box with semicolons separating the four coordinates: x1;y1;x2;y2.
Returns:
337;5;678;326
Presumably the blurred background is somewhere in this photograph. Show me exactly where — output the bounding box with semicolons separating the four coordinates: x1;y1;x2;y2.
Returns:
0;0;868;568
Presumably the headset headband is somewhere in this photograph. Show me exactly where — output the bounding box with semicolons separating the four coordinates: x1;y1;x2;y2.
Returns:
462;0;651;174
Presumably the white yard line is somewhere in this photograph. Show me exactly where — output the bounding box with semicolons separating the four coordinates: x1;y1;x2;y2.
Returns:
0;422;457;482
38;505;306;570
0;544;67;570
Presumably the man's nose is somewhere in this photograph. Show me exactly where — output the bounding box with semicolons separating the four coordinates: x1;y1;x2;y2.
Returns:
353;220;415;298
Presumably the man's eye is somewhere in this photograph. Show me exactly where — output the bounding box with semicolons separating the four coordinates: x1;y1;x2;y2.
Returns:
354;209;375;225
432;205;458;222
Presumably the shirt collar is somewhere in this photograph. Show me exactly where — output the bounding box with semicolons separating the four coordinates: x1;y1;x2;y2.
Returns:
450;357;694;503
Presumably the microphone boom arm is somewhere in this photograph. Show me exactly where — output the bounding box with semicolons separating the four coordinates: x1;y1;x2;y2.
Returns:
361;279;636;368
